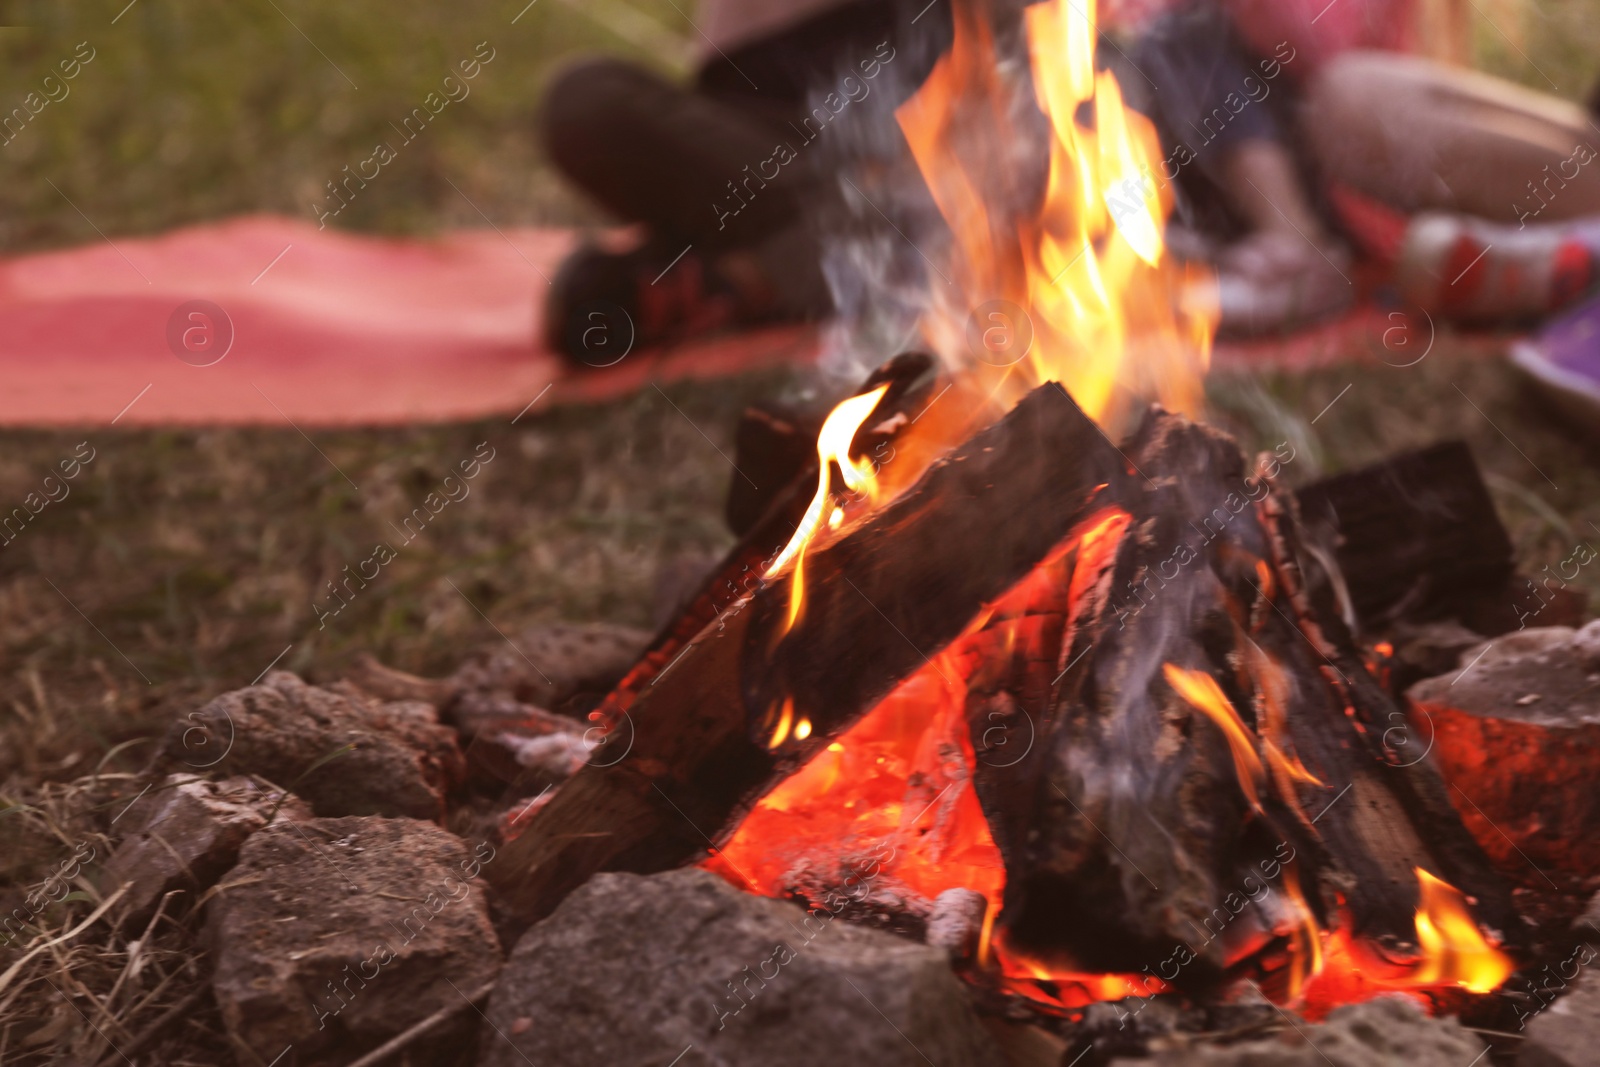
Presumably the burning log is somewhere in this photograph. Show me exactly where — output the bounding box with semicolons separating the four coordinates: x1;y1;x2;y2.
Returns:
492;362;1518;1019
490;380;1128;920
973;409;1518;995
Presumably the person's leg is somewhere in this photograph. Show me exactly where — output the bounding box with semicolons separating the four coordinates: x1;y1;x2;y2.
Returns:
1303;50;1600;225
1131;8;1351;334
540;57;806;251
538;57;837;359
536;3;952;358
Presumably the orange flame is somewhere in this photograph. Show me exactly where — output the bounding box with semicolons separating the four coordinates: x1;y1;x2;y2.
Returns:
1411;868;1514;993
1279;862;1324;1003
1162;664;1266;813
1301;869;1515;1015
706;0;1517;1024
895;0;1212;431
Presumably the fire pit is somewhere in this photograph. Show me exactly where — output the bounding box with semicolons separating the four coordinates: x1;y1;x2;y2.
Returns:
490;0;1533;1047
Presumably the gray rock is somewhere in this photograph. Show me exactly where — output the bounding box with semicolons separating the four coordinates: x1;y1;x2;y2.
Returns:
103;774;311;927
1522;972;1600;1067
1408;624;1600;878
478;867;1003;1067
448;621;648;711
162;671;465;820
1409;623;1600;727
449;688;590;794
1389;619;1489;683
343;652;456;706
209;815;500;1058
1571;892;1600;942
1122;994;1485;1066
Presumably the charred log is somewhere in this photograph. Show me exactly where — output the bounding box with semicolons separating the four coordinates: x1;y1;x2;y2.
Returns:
490;380;1124;919
1295;442;1517;632
978;410;1517;990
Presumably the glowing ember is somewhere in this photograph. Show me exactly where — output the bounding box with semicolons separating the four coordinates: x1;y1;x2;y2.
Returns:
1300;869;1514;1016
713;508;1131;1003
704;0;1515;1024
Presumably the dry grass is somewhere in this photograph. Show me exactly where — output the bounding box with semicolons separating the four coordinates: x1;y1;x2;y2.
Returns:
0;371;802;1063
0;771;226;1065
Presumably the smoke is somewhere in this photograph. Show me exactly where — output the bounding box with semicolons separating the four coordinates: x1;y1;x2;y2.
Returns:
803;3;1050;387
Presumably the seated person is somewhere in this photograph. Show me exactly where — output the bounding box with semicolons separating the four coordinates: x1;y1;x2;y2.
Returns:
1127;0;1600;332
544;0;1600;354
538;0;951;362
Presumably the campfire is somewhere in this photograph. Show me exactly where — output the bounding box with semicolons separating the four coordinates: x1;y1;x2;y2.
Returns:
498;0;1519;1034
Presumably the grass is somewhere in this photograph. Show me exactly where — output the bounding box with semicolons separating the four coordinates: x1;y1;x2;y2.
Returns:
0;0;695;251
0;373;781;1062
1;1;1595;256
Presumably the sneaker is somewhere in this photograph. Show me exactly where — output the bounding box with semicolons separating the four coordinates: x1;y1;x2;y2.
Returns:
1212;230;1355;336
542;241;742;366
1395;213;1595;324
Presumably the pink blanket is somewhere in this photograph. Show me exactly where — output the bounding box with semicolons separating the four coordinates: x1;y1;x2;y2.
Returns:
0;214;1485;427
0;215;818;426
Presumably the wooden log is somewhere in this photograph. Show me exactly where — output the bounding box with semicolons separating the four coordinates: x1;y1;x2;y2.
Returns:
1295;441;1515;629
986;410;1517;986
741;381;1131;744
1258;469;1519;943
724;404;821;539
488;381;1128;920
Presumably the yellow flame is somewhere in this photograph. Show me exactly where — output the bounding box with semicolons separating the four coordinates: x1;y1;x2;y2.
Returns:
795;717;813;742
1162;664;1266;813
977;899;997;967
768;698;794;750
765;385;890;633
1412;868;1514;993
896;0;1211;431
1280;863;1325;1002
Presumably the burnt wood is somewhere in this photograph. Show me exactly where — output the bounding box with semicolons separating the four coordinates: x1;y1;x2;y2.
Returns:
742;381;1130;748
1295;441;1515;630
584;352;940;753
983;411;1517;988
489;380;1126;920
724;405;820;538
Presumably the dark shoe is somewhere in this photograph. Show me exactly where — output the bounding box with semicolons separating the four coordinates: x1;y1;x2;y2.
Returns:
543;242;742;366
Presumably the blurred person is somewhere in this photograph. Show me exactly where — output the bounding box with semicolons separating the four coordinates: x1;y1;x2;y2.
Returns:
1125;0;1600;332
538;0;951;362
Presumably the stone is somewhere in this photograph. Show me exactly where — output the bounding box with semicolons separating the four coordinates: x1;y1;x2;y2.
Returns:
1122;994;1485;1066
1408;623;1600;879
1388;619;1489;689
343;652;455;706
1522;972;1600;1067
103;774;310;927
208;815;501;1059
161;671;465;820
447;621;649;713
478;867;1003;1067
1570;892;1600;942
